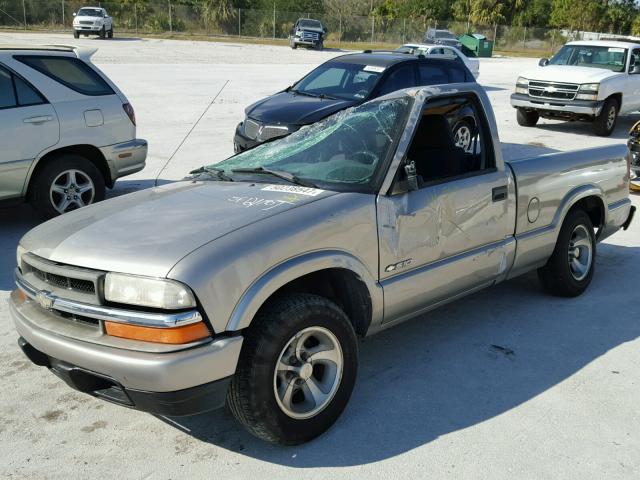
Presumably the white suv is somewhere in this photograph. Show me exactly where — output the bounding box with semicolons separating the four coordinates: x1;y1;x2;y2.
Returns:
72;7;114;39
0;45;147;217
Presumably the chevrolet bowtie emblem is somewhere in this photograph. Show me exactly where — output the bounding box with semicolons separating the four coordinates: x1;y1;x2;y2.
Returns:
36;290;54;310
545;86;557;93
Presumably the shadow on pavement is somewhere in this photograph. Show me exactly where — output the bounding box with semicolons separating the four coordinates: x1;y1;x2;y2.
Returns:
535;115;639;140
160;243;640;467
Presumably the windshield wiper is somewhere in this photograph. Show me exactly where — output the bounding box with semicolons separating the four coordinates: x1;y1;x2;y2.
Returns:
231;167;317;188
189;166;234;181
290;89;337;100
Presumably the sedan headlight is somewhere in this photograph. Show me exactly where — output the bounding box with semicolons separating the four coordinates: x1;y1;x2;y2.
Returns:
104;273;197;310
16;245;26;269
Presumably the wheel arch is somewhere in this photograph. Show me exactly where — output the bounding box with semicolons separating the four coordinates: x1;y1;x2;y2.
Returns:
225;251;383;337
25;144;112;198
555;185;606;240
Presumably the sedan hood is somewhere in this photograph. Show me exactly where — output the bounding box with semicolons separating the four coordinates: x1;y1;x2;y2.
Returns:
520;65;621;84
20;181;336;278
247;91;355;125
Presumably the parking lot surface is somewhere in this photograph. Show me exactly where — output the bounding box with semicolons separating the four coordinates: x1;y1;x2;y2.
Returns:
1;32;638;480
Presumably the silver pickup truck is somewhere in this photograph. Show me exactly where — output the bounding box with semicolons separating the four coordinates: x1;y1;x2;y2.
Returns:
10;84;635;445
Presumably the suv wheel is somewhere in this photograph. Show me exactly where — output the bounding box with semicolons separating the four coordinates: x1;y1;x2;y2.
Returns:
516;108;539;127
73;30;79;39
99;26;106;39
227;293;358;445
593;97;618;136
537;209;596;297
30;154;106;218
107;27;114;39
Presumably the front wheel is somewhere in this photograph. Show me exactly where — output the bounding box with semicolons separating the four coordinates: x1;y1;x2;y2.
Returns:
537;209;596;297
73;30;79;39
107;27;113;39
593;97;618;136
227;294;358;445
516;108;539;127
99;26;106;39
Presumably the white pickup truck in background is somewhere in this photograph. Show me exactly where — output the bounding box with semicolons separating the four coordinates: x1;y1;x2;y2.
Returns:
510;40;640;136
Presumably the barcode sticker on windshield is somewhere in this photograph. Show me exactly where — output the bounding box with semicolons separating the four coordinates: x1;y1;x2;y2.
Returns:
363;65;385;73
262;185;325;196
609;48;625;53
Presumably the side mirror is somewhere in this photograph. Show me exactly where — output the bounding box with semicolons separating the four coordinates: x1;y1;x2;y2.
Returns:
539;58;549;67
404;161;418;192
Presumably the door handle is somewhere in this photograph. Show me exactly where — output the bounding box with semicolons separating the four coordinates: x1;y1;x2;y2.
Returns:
23;115;53;124
492;185;508;202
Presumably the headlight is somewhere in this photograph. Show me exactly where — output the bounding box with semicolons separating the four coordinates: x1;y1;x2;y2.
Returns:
515;77;529;94
516;77;529;86
16;245;26;269
104;273;197;310
580;83;599;91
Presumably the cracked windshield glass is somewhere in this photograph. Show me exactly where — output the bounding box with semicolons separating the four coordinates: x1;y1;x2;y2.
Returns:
209;97;411;192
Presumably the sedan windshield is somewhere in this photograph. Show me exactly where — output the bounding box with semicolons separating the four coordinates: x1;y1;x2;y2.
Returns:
549;45;627;72
292;62;383;100
77;8;102;17
209;97;411;193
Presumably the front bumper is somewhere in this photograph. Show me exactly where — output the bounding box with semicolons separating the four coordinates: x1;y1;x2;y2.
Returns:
100;138;147;184
10;288;243;413
510;93;603;117
74;25;102;32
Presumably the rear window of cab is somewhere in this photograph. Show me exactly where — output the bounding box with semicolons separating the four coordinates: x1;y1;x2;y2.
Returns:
14;55;114;96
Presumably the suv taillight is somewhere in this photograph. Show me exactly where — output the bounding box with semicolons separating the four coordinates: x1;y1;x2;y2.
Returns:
123;103;136;126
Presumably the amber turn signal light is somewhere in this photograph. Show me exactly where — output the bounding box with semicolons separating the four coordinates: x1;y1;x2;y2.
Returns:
104;321;210;344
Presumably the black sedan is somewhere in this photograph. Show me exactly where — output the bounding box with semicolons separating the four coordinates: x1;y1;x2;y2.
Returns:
234;52;476;152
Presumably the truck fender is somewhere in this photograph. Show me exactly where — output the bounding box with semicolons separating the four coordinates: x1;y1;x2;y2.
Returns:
225;250;383;332
552;184;606;236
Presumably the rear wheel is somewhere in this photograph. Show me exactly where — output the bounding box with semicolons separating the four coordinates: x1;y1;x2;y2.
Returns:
29;154;105;218
537;209;596;297
593;97;618;136
516;108;539;127
227;294;358;445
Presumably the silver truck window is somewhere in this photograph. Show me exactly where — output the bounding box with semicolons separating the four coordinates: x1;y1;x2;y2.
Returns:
405;95;494;185
213;97;411;192
549;45;627;72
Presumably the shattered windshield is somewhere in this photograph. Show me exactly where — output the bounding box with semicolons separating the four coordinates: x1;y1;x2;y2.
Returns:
549;45;627;72
209;97;411;193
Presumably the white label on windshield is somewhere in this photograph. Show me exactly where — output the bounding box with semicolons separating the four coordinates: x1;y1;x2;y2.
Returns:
609;48;625;53
262;185;324;196
363;65;385;73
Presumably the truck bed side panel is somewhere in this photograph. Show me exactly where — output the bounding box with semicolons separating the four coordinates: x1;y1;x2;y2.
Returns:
507;144;630;278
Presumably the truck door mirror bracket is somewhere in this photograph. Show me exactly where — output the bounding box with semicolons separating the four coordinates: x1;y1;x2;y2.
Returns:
404;161;419;192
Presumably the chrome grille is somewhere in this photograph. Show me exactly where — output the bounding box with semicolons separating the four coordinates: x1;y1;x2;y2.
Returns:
244;118;260;140
79;21;93;25
301;30;319;41
528;80;579;101
20;253;102;305
260;125;289;141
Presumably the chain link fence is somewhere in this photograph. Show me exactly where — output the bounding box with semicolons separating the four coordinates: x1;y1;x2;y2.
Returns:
0;0;631;55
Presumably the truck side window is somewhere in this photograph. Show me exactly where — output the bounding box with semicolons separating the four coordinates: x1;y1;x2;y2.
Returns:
405;95;495;185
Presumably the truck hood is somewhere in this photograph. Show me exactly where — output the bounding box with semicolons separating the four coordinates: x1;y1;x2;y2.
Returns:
20;181;336;278
73;16;103;23
297;27;324;34
246;91;355;125
519;65;621;84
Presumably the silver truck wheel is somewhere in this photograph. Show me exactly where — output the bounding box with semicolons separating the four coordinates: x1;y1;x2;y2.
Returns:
227;293;357;445
593;97;618;136
538;209;595;297
273;326;343;419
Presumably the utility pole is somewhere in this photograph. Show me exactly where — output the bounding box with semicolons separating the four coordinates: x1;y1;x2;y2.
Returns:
168;0;172;33
22;0;27;30
272;3;275;39
61;1;65;28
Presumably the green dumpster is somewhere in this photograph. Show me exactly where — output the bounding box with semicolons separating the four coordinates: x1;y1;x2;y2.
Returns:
459;33;494;57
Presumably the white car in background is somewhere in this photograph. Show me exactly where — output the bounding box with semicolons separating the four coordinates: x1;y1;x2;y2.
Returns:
0;45;146;218
396;43;480;79
72;7;114;39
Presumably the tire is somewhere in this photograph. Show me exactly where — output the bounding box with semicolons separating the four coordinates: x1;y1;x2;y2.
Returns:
316;42;323;51
73;30;79;39
452;119;476;152
29;154;106;219
516;108;539;127
291;41;297;49
99;26;105;39
107;27;113;39
537;209;596;297
593;97;618;136
227;293;358;445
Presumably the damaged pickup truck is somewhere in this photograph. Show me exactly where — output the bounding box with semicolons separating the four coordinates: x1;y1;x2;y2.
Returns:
11;84;635;445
